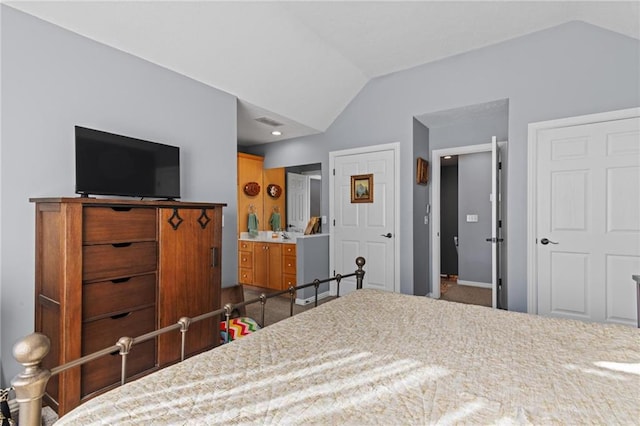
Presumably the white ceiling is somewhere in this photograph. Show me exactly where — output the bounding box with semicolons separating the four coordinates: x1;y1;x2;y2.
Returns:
5;1;639;145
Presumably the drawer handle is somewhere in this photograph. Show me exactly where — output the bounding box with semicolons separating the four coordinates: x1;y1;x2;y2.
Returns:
111;207;132;212
110;312;131;320
112;242;132;248
212;247;219;267
111;277;131;284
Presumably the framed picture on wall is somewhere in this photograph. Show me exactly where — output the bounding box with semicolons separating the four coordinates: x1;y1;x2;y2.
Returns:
416;157;429;185
351;174;373;203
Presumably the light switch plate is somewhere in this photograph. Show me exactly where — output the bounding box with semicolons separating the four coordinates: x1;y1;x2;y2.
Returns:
466;214;478;222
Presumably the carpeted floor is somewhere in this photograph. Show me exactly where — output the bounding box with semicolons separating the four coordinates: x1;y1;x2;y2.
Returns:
242;286;335;326
440;278;492;307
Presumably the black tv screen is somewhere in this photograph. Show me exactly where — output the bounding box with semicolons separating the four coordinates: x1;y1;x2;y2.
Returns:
75;126;180;199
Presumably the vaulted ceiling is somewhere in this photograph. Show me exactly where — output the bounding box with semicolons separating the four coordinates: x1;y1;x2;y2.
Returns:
6;1;639;145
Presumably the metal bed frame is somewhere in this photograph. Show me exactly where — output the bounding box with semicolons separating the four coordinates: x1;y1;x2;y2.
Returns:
10;257;366;426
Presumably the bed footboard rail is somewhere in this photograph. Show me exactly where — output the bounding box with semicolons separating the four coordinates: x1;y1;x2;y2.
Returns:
10;256;365;426
232;255;366;328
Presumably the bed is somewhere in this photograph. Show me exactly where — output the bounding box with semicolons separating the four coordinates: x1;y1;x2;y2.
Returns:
12;265;640;424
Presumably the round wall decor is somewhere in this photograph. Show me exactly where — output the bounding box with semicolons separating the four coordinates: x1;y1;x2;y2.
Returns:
243;182;260;196
267;184;282;199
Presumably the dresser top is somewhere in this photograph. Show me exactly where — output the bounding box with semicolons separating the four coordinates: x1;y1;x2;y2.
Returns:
29;197;226;209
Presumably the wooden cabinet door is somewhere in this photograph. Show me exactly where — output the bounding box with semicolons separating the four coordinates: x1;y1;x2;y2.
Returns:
238;153;264;235
266;243;282;290
253;243;268;287
157;207;222;365
252;242;282;290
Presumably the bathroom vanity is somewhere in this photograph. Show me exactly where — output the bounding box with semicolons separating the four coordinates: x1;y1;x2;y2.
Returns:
238;232;329;303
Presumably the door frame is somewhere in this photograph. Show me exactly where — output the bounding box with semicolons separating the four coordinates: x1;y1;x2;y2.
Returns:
431;143;496;304
329;142;401;292
526;107;640;314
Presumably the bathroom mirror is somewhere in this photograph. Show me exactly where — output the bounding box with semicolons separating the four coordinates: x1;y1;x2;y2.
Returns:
281;163;321;233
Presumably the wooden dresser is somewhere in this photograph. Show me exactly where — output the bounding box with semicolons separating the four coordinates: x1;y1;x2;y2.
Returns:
31;198;225;416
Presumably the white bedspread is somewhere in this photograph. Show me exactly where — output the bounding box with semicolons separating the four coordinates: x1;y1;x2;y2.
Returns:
56;289;640;425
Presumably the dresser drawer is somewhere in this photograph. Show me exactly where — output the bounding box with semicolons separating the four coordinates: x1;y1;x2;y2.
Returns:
239;268;253;284
283;255;297;275
239;241;253;251
83;274;156;321
81;339;156;397
238;251;253;268
283;273;297;290
82;306;156;354
83;242;157;282
83;207;157;244
283;244;296;256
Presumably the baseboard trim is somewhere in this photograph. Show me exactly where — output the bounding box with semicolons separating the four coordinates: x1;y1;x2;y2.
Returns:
296;291;331;306
457;280;492;289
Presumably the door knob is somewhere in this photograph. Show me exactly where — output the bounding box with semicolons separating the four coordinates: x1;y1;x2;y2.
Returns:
381;233;392;238
540;238;558;245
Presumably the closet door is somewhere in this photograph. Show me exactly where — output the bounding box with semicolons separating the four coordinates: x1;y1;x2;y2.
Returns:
157;206;222;365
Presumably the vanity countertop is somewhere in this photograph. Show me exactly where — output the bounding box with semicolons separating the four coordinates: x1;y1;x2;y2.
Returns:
238;231;327;244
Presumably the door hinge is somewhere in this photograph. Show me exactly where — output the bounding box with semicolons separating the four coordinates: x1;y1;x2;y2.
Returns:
498;220;502;228
498;162;502;170
333;219;335;226
333;270;336;276
333;168;335;176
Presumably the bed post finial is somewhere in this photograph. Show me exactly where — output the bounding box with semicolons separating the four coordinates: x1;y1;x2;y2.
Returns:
11;332;52;426
355;257;366;289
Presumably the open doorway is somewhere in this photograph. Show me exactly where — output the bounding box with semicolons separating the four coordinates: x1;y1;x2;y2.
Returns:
439;153;492;307
285;163;322;233
431;142;506;309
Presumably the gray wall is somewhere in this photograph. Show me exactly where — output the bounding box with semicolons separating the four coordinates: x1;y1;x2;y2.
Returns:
440;164;458;276
457;153;492;284
0;7;239;386
296;235;330;300
310;178;321;218
426;101;507;291
246;21;640;308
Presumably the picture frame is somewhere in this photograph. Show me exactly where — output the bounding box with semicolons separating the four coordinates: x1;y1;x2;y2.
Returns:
416;157;429;185
351;174;373;203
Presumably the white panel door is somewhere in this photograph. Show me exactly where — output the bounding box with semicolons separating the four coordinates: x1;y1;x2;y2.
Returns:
286;172;309;232
536;117;640;325
332;148;396;294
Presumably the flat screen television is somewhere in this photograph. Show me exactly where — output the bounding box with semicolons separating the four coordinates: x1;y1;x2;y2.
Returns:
75;126;181;199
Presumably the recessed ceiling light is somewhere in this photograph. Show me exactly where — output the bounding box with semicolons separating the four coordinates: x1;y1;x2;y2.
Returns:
271;130;282;136
443;155;452;159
